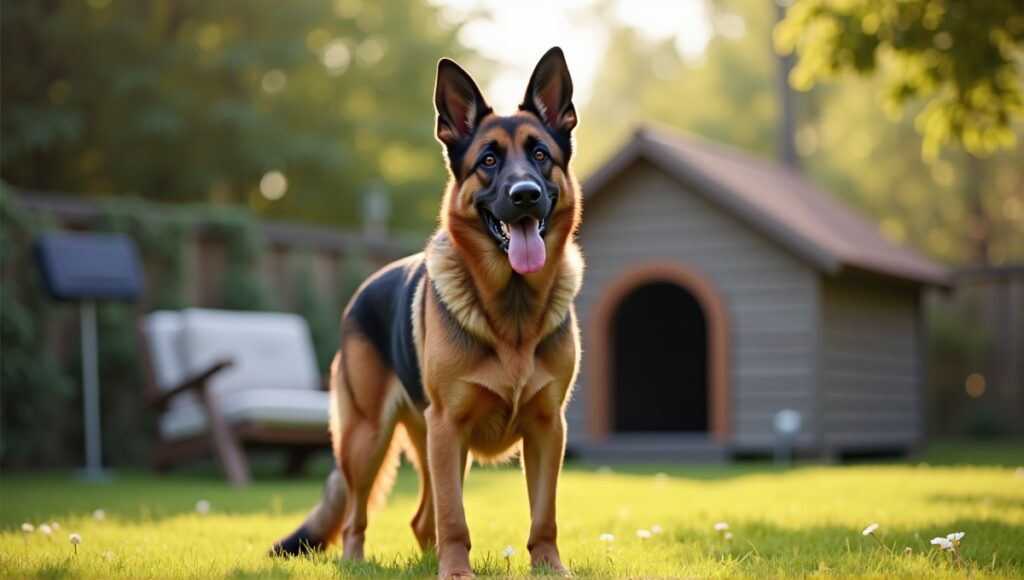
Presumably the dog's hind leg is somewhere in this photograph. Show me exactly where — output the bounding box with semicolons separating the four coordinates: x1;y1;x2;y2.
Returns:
336;334;402;560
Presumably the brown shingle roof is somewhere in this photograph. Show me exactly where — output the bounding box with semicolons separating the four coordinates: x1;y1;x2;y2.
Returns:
583;126;952;287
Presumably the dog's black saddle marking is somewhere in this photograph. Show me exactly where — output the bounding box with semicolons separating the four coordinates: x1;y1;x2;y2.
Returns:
345;255;427;407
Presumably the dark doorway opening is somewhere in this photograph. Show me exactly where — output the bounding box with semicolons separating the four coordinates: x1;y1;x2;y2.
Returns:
612;282;708;432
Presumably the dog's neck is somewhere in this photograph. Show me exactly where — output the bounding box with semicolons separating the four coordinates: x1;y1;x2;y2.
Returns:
426;230;582;348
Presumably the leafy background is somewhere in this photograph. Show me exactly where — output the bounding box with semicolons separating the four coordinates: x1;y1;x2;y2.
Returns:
1;0;1021;467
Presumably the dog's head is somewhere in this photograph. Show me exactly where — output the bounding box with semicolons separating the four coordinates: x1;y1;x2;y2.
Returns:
435;47;580;277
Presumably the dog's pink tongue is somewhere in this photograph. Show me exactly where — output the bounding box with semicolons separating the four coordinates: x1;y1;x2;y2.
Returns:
507;217;546;275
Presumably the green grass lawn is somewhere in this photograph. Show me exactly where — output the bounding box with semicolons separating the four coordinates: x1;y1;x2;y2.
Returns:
2;443;1022;578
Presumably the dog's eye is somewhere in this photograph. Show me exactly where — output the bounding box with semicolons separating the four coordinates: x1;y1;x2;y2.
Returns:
482;154;496;167
534;149;547;162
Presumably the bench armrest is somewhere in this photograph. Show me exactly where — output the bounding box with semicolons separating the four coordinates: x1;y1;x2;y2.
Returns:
143;359;234;409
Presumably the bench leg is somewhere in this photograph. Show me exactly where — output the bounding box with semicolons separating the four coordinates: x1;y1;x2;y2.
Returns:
209;429;249;485
201;393;251;486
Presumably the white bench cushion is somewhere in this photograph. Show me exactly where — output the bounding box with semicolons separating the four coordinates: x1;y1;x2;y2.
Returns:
160;388;329;441
180;308;321;396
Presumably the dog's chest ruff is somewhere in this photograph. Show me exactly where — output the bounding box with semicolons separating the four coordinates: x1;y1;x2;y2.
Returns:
424;234;582;347
420;234;582;408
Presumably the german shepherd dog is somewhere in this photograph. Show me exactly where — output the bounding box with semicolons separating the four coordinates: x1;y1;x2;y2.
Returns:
271;47;582;578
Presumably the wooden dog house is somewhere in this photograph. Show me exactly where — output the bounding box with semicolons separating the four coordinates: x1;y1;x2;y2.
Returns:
567;127;951;461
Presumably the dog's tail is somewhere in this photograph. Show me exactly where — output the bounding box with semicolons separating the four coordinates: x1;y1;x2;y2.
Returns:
269;468;347;556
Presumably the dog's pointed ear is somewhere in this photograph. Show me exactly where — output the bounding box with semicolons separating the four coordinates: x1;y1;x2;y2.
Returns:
520;47;576;133
434;58;491;147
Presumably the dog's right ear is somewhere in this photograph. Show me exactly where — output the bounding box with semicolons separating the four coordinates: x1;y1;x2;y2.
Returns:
434;59;492;147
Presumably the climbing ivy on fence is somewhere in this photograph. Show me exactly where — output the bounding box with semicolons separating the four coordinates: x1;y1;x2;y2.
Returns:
295;252;339;375
205;207;273;312
0;187;75;468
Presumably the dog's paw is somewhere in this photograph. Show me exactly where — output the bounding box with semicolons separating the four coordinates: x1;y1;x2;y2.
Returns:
439;570;475;580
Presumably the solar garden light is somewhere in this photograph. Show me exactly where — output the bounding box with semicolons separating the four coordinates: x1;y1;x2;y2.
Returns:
35;232;144;481
773;408;802;468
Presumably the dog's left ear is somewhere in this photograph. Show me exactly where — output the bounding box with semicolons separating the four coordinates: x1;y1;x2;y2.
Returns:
520;47;576;133
435;58;492;147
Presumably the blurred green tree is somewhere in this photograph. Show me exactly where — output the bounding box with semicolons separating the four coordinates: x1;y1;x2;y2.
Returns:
774;0;1024;161
0;0;467;233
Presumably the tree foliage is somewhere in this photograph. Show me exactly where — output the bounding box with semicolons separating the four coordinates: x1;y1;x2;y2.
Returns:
575;0;782;176
775;0;1024;160
0;0;467;231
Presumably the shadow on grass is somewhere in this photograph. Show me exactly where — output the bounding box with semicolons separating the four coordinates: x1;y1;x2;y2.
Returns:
33;557;76;579
227;562;296;579
334;551;439;578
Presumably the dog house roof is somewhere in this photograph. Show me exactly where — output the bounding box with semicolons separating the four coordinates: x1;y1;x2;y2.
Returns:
584;126;952;287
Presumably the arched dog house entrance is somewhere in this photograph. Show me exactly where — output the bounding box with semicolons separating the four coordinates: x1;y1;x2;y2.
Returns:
587;262;730;442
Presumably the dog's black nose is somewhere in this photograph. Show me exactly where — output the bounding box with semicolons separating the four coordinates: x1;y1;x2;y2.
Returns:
509;181;543;208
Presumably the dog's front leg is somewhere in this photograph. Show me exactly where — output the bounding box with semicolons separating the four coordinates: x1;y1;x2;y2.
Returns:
426;404;473;579
522;410;567;572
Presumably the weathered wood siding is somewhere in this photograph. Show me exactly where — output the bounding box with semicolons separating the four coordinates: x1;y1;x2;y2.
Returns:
820;277;923;451
573;160;820;450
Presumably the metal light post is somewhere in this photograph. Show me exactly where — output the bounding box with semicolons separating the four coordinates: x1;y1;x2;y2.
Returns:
35;232;144;481
773;408;803;468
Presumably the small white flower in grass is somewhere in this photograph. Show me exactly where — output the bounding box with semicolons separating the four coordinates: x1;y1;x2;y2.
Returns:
862;522;893;554
39;524;53;538
502;545;515;573
651;524;663;535
21;523;34;533
714;522;732;544
51;522;60;530
636;529;652;540
93;509;106;521
103;550;114;560
931;537;953;551
1015;467;1024;480
69;533;82;556
196;499;211;514
933;533;968;568
941;532;968;568
599;533;615;553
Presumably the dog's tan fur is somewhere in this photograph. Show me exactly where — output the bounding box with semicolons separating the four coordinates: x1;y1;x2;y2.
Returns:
274;48;582;579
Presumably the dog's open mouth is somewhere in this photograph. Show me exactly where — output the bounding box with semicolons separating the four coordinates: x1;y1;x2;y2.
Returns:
481;210;549;275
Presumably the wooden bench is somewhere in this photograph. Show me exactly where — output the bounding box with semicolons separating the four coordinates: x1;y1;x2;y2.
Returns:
137;308;331;485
